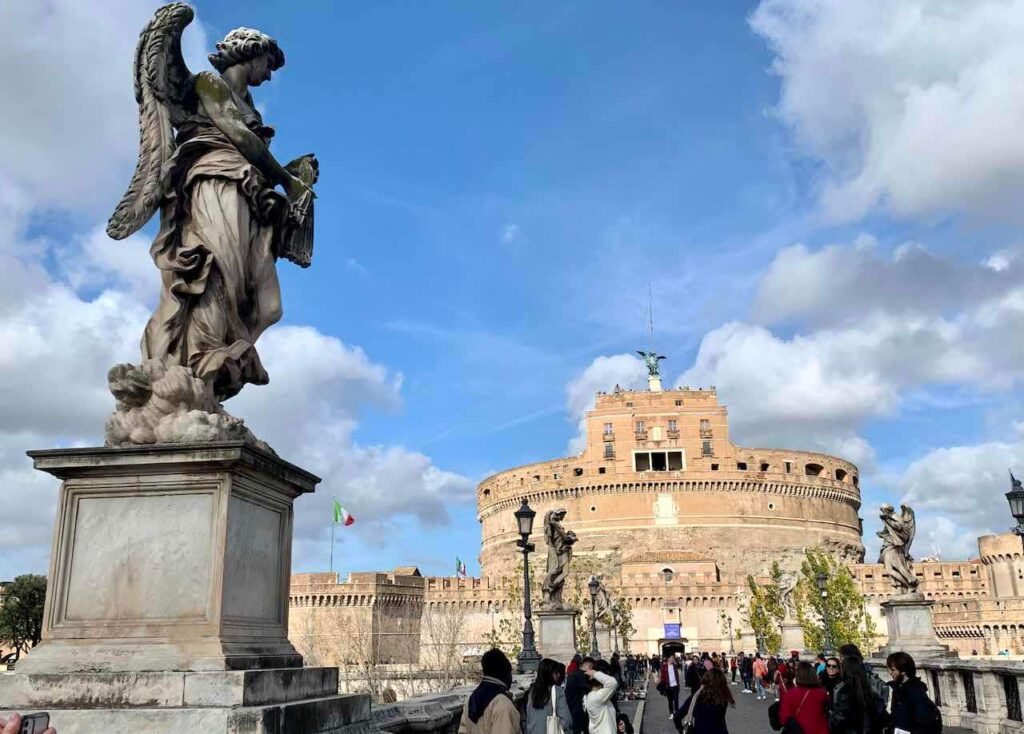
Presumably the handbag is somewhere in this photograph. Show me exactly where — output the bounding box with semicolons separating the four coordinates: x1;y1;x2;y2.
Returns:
546;686;561;734
677;687;702;734
780;690;810;734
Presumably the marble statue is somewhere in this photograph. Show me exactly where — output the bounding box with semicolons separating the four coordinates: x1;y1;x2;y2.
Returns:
636;350;666;378
592;576;613;620
878;503;920;595
778;572;798;620
104;3;318;448
541;508;578;608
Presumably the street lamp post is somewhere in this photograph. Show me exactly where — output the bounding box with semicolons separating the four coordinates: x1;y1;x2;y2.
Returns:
816;571;833;655
588;575;602;659
1006;471;1024;550
727;615;735;653
514;499;541;673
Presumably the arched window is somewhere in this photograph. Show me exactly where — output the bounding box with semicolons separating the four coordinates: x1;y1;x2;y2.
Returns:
805;463;824;477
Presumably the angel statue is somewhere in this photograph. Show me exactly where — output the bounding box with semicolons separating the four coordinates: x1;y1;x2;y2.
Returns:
637;350;666;378
877;503;920;595
541;508;578;608
777;572;798;621
102;4;318;448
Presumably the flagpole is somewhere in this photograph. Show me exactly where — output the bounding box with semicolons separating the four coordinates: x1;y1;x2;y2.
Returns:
330;497;336;573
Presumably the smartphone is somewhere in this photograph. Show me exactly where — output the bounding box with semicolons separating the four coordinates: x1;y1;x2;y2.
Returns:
18;713;49;734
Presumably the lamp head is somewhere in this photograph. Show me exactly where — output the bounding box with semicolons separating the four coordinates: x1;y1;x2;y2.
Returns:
514;498;536;537
588;575;600;596
815;572;828;593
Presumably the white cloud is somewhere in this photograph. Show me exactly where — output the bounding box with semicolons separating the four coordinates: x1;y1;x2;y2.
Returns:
751;0;1024;221
501;223;522;246
565;354;647;454
675;237;1024;471
890;425;1024;539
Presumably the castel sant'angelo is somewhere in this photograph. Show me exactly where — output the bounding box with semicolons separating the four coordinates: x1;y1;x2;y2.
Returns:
290;364;1024;663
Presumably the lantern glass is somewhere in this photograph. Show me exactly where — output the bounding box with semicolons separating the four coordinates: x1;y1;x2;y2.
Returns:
815;572;828;593
1007;489;1024;524
588;576;600;596
514;499;536;537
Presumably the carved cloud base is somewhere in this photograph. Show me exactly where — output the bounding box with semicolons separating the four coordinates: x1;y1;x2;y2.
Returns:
104;360;270;450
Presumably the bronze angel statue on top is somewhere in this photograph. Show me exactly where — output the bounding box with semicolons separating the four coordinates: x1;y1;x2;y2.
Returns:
104;3;318;447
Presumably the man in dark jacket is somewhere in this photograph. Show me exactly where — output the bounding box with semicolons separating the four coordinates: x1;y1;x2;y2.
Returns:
565;656;594;734
886;652;942;734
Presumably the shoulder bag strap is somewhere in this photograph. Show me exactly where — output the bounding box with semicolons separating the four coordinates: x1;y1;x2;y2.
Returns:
794;690;810;716
683;686;703;726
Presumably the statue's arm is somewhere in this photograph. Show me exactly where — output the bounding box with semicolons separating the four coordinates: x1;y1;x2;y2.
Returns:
195;74;308;200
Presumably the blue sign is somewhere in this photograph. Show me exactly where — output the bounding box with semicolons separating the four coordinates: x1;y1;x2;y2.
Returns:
664;623;681;639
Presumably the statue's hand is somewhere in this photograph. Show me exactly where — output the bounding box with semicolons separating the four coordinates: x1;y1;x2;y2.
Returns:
284;174;313;203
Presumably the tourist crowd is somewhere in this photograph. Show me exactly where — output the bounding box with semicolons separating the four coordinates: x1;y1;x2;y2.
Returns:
455;644;942;734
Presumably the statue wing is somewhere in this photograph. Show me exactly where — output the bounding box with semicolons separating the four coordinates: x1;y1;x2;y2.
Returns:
903;508;916;551
106;2;196;240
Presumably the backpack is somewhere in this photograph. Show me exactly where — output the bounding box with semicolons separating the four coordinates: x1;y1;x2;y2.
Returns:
921;696;943;734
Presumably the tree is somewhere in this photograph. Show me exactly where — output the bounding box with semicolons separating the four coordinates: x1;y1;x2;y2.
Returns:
741;564;785;653
794;549;876;653
0;575;46;658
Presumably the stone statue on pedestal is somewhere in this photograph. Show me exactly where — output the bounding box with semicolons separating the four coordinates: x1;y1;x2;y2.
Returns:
878;503;920;595
103;2;319;449
541;508;577;609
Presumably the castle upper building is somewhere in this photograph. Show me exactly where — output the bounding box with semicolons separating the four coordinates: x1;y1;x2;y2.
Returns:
477;380;864;579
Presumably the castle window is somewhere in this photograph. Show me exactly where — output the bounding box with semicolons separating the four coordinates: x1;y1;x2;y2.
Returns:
651;452;667;471
626;402;633;407
635;420;645;433
711;463;719;471
835;468;848;482
674;399;682;406
574;467;583;477
598;467;606;474
604;443;615;459
737;462;747;471
784;460;793;473
635;453;651;472
699;419;711;436
852;475;859;487
668;419;678;432
805;463;824;476
604;422;613;435
761;463;770;472
483;489;490;497
533;474;540;481
553;473;560;480
668;451;683;471
702;440;713;457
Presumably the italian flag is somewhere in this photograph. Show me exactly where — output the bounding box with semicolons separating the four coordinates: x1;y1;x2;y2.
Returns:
333;499;355;526
456;557;467;578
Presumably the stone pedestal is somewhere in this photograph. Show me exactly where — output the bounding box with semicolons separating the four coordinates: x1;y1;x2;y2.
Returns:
877;595;955;659
537;608;578;663
0;443;371;733
780;622;806;654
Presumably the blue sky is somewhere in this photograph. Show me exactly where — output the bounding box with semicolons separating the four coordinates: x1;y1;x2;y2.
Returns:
2;0;1024;580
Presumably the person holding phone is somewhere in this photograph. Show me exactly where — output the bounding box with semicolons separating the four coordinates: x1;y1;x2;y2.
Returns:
0;713;56;734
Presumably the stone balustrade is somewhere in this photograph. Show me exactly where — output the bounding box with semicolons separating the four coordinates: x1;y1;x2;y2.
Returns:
372;675;530;734
869;658;1024;734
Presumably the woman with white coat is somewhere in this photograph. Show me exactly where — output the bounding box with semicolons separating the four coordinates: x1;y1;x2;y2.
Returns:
583;668;619;734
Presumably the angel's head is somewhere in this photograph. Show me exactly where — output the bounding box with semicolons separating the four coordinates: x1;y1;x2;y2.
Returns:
209;27;285;86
